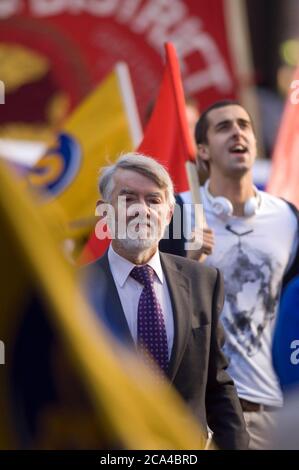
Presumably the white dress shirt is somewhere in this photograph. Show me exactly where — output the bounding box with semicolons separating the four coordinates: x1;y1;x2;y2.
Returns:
108;245;174;359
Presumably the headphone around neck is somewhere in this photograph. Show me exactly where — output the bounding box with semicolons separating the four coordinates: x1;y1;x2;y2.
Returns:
203;180;261;219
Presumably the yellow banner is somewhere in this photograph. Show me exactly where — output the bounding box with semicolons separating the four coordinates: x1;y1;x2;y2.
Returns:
28;67;135;239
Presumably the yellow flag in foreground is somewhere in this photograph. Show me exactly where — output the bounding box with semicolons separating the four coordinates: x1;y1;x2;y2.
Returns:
0;161;204;450
27;63;141;239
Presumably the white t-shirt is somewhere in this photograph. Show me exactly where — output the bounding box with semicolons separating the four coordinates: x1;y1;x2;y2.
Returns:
180;187;298;407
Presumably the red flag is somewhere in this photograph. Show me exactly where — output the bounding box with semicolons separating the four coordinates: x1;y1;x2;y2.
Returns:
137;42;195;193
267;66;299;208
79;42;194;264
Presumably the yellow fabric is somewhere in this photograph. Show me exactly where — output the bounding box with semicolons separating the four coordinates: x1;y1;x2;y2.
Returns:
28;69;134;239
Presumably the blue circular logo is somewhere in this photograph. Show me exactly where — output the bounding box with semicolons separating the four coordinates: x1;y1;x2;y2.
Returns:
28;132;81;198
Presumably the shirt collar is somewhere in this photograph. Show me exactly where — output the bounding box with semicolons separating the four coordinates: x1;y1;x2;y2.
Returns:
108;245;164;287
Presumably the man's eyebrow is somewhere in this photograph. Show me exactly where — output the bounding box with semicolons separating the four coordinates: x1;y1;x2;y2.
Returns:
118;189;137;195
214;119;231;129
146;192;163;197
237;117;251;125
118;189;163;197
214;117;251;129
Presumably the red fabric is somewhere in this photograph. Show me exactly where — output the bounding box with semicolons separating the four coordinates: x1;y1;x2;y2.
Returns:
137;42;195;194
267;67;299;208
0;1;238;116
79;42;193;264
78;232;110;265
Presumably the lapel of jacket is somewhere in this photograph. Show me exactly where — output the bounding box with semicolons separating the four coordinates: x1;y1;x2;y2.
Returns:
89;253;134;347
160;253;191;381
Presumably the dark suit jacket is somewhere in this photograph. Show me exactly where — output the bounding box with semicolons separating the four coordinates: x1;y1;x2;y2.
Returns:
82;251;248;450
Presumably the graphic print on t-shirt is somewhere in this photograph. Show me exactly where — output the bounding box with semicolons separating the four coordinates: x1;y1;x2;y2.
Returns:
218;240;281;357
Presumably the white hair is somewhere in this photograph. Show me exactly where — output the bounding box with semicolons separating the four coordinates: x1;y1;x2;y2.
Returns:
99;152;175;207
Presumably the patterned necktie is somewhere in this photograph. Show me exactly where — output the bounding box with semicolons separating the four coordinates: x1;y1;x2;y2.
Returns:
130;265;169;373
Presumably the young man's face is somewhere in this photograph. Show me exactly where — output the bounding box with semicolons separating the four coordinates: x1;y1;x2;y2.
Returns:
108;168;173;254
198;105;257;177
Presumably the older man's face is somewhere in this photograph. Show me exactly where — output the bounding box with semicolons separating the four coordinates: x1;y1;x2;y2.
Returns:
107;169;172;252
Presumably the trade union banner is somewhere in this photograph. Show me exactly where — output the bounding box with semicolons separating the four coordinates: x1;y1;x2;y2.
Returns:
0;0;241;140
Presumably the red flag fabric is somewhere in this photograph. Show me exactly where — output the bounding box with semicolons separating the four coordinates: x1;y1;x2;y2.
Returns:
137;42;195;193
267;67;299;208
79;42;194;264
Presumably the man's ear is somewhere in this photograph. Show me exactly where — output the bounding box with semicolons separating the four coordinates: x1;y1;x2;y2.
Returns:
197;143;210;162
95;200;107;219
166;205;174;225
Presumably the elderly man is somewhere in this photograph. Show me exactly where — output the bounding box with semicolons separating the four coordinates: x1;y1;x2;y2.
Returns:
84;152;248;450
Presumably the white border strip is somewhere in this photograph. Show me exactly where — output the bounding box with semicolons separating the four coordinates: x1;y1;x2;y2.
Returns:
115;62;143;148
0;138;47;166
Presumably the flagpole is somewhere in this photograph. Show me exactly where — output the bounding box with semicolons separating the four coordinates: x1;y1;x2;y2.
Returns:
115;62;143;148
185;160;207;227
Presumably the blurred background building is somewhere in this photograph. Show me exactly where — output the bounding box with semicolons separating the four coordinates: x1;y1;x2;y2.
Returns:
246;0;299;157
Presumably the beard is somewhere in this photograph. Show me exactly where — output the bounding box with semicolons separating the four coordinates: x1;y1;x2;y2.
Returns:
111;219;167;254
120;221;163;251
117;237;156;252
